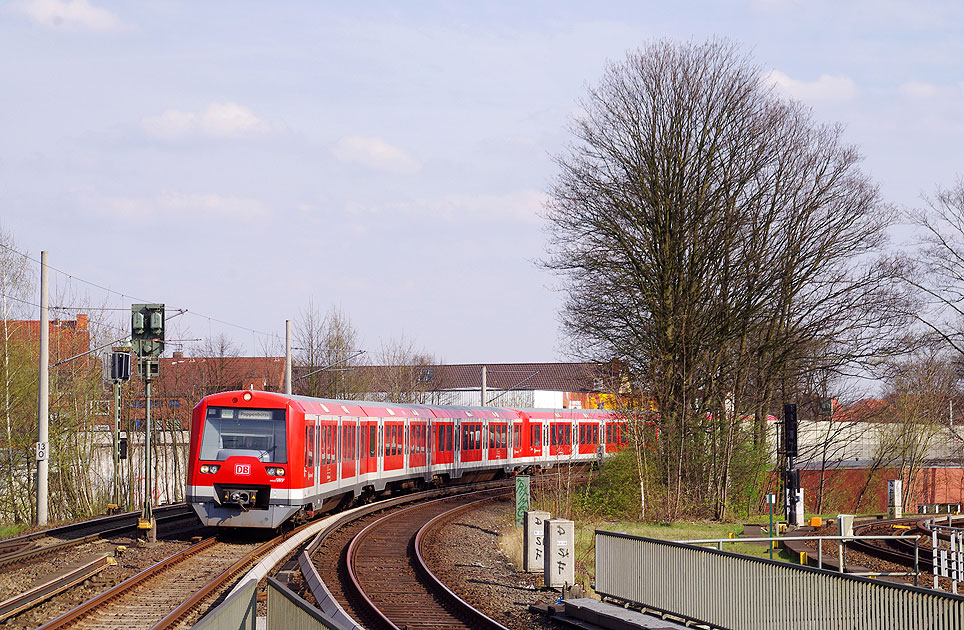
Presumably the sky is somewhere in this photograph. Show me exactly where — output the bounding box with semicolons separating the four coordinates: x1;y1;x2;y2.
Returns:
1;0;963;363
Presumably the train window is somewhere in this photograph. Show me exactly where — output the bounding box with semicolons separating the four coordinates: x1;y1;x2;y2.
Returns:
201;406;288;463
330;425;336;463
369;425;377;458
306;426;314;467
593;425;598;444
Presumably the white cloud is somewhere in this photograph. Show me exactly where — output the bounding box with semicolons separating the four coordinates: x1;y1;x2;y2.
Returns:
331;136;421;174
764;70;858;103
352;190;546;224
96;192;269;221
16;0;121;31
748;0;802;12
899;80;939;99
141;103;270;141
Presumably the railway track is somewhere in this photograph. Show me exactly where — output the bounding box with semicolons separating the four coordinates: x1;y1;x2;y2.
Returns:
34;533;272;630
292;474;574;630
847;515;963;574
0;504;195;569
346;490;511;630
0;505;203;625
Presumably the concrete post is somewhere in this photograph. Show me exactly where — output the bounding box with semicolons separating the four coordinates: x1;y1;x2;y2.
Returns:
284;320;292;395
888;479;903;519
515;475;530;527
794;488;805;525
543;518;575;588
523;510;550;572
36;250;49;526
838;513;854;537
481;365;486;406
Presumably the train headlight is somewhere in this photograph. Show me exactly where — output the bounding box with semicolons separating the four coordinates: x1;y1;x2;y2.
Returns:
266;467;285;477
199;464;220;474
243;392;253;401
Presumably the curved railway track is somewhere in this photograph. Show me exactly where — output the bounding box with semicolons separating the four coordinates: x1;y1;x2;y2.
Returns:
290;474;576;630
346;490;511;630
847;515;962;574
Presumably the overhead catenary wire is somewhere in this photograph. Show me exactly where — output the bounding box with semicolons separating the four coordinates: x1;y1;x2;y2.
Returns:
0;241;284;346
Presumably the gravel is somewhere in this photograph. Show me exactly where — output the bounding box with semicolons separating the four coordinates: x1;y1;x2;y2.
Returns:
422;497;562;630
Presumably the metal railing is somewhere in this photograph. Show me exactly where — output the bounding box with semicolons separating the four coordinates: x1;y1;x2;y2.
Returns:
266;578;339;630
595;530;964;630
933;524;964;593
190;580;256;630
679;534;921;580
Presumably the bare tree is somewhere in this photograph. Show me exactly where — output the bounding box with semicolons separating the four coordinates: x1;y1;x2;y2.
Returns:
906;179;964;354
0;225;34;522
369;335;436;404
544;39;909;520
293;304;364;399
881;349;956;512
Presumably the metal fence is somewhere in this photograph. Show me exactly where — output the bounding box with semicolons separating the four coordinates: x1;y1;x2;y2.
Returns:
190;580;256;630
266;578;339;630
595;530;964;630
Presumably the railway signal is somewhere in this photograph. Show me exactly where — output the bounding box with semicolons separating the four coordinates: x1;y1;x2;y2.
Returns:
132;303;164;542
783;403;798;457
784;403;800;525
105;348;132;514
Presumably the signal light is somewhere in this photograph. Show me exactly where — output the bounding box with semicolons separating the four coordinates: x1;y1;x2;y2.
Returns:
784;403;798;457
131;304;165;358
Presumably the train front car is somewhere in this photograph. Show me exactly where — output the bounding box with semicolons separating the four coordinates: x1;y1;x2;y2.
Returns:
187;390;300;528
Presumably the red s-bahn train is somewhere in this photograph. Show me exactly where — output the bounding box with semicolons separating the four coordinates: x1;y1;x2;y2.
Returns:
186;390;629;528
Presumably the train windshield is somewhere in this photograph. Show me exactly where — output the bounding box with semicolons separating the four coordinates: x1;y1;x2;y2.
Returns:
200;406;288;463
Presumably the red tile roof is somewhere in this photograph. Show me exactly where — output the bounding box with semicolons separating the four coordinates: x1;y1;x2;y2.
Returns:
363;362;616;392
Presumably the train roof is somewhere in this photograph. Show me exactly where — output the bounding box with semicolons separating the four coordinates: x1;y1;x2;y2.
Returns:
198;390;525;420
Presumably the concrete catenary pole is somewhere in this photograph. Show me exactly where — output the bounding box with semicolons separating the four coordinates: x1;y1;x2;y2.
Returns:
285;320;292;395
36;251;49;526
481;365;487;407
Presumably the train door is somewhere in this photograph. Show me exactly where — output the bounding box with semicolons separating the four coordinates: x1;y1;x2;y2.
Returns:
425;418;432;471
512;421;522;461
454;419;462;478
304;416;316;490
362;419;378;476
320;417;336;484
341;418;356;480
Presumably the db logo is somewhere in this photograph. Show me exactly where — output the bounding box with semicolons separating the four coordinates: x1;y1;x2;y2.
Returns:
235;464;251;475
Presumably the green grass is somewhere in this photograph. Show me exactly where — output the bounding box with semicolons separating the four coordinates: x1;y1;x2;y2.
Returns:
0;523;27;539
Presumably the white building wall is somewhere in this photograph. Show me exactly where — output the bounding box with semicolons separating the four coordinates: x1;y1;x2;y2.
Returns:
532;390;565;409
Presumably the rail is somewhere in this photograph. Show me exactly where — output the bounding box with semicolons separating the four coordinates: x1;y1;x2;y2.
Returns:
595;530;964;630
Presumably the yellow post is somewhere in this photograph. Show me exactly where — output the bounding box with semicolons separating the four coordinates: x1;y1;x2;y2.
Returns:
799;551;807;565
